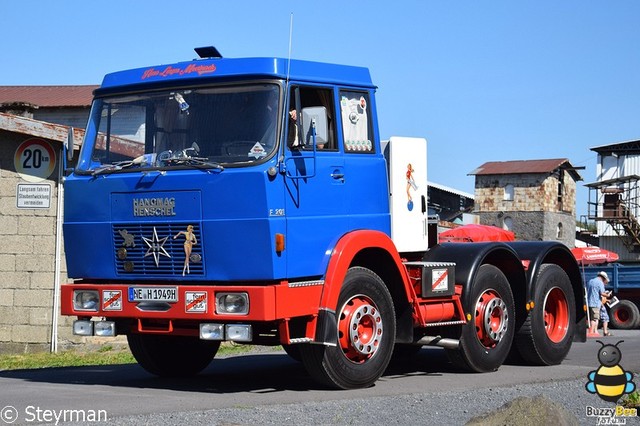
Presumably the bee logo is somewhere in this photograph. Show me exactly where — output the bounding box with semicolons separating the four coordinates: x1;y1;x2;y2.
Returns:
586;340;636;402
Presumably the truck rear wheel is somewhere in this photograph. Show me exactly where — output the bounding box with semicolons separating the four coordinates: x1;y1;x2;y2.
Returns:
127;334;220;377
609;300;640;330
300;267;396;389
514;264;575;365
446;264;515;373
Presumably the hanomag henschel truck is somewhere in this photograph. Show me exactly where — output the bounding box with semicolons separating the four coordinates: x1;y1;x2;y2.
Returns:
61;47;586;389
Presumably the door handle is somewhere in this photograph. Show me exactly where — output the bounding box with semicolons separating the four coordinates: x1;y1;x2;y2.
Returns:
331;172;345;180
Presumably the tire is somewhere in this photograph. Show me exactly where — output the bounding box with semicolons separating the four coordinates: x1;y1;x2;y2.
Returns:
446;264;515;373
300;267;396;389
609;300;640;330
282;344;302;362
514;264;576;365
127;334;220;377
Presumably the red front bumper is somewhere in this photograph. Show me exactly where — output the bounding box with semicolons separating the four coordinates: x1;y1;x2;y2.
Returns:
60;281;324;321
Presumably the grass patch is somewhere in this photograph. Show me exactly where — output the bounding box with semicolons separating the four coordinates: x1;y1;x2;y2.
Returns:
0;347;136;371
0;342;273;371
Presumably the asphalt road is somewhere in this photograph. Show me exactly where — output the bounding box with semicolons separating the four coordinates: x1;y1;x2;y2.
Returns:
1;331;638;425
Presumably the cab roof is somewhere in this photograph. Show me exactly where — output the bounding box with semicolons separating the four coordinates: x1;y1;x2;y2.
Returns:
98;57;375;94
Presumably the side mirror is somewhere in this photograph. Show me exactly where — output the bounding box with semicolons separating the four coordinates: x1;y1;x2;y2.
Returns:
302;106;328;148
66;127;75;162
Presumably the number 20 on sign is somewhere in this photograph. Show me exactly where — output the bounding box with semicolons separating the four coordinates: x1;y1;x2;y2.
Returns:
14;138;56;183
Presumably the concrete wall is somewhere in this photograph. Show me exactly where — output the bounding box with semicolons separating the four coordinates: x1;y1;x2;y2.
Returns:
34;107;90;130
0;129;78;353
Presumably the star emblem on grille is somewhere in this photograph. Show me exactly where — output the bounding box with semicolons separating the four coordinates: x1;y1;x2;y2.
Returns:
142;227;171;267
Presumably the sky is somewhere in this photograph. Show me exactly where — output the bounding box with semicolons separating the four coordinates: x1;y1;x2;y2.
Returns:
3;1;640;219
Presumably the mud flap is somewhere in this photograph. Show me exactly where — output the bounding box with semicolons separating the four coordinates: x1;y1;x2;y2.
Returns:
314;308;338;346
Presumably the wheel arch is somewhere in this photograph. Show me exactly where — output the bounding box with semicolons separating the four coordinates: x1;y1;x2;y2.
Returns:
423;242;527;318
320;230;414;344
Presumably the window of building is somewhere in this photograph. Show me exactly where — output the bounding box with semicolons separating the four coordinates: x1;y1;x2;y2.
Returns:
556;222;563;239
557;170;565;211
504;184;514;201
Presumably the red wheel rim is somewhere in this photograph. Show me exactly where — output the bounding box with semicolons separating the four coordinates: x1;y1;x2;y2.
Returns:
543;287;569;343
614;308;630;324
474;289;508;348
338;295;383;363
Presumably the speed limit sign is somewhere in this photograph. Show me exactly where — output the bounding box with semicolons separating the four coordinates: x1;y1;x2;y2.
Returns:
14;138;57;183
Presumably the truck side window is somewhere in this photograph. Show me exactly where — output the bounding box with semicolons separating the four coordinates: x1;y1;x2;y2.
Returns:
287;86;337;151
340;91;374;153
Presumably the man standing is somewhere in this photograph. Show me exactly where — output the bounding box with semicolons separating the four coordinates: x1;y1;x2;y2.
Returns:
586;271;609;335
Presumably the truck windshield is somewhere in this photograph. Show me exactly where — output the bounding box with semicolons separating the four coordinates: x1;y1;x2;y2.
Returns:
76;83;280;173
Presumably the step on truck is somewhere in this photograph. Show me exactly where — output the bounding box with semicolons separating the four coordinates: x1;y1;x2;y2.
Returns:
61;47;586;389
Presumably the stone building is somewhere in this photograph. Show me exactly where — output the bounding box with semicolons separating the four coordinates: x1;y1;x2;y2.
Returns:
468;159;583;247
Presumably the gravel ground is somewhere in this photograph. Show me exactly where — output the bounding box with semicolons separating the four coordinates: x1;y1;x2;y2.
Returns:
81;376;637;426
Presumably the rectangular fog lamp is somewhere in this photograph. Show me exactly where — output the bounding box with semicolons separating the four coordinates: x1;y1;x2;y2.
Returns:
73;320;94;336
225;324;252;342
94;321;116;336
200;323;224;340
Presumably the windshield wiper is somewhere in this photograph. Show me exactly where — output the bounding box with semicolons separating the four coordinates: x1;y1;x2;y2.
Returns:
91;159;139;176
159;144;224;171
175;157;224;171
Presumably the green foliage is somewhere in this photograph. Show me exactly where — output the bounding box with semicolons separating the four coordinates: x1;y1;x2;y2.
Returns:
620;390;640;408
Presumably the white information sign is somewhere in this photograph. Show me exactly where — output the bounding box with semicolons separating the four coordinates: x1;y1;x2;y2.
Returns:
17;183;51;209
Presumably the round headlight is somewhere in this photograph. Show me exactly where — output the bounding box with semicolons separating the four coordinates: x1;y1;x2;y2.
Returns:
216;293;249;314
223;294;245;313
74;291;99;311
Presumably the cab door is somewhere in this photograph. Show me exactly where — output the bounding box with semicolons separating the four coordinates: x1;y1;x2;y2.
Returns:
283;85;348;278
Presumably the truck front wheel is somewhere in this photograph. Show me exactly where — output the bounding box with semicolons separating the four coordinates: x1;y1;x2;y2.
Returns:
446;264;515;373
127;334;220;377
300;267;396;389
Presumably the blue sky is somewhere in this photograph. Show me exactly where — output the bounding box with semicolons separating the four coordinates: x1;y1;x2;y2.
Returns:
3;1;640;218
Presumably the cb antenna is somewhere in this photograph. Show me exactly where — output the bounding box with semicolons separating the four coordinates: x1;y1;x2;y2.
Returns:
286;13;294;82
277;13;295;172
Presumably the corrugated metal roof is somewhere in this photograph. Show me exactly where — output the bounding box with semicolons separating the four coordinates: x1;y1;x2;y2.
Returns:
428;181;474;199
590;139;640;154
469;158;571;175
0;86;97;107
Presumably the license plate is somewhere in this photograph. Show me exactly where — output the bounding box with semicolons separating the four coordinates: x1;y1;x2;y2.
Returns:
128;287;178;302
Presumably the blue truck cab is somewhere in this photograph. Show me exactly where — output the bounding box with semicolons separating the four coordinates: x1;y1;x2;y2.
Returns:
64;51;388;282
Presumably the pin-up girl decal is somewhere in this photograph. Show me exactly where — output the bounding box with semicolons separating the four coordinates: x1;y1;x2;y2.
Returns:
174;225;197;276
406;163;418;211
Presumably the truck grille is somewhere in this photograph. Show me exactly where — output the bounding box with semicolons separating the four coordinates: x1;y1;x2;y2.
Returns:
112;223;204;276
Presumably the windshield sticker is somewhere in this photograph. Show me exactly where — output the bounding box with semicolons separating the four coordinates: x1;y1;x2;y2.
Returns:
141;64;217;80
248;142;267;159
